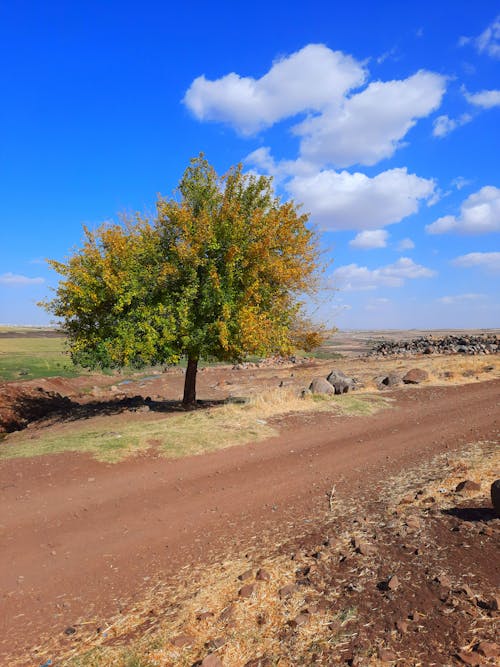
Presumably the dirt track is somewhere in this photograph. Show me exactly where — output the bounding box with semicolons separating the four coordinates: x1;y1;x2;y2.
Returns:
1;379;499;664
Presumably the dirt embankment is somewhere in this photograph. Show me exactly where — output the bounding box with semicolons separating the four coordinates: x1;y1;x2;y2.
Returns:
0;379;498;665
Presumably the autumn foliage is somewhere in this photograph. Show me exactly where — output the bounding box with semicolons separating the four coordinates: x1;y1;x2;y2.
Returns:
45;156;322;404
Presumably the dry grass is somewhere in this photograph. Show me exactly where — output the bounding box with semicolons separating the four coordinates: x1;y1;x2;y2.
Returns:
0;388;390;463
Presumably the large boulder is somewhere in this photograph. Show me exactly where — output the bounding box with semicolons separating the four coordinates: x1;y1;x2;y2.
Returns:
326;369;356;394
402;368;429;384
309;377;335;395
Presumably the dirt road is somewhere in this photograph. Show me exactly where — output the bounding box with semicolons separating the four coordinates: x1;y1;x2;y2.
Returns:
1;380;498;664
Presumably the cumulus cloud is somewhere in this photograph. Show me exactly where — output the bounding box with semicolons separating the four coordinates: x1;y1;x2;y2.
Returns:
464;88;500;109
185;45;446;167
426;186;500;234
475;15;500;59
287;167;435;231
396;237;415;251
432;113;472;137
452;252;500;272
295;71;446;166
437;293;486;305
349;229;388;249
183;44;366;135
332;257;436;291
0;273;44;286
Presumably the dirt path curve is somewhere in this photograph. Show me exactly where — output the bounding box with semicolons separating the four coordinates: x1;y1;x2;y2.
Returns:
1;380;499;664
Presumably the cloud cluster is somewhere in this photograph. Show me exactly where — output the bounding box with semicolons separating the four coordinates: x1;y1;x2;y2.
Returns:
287;167;435;231
464;88;500;109
476;15;500;59
0;273;44;286
349;229;388;249
332;257;436;291
426;186;500;234
185;45;446;169
432;113;471;137
184;44;366;135
452;252;500;272
294;71;446;167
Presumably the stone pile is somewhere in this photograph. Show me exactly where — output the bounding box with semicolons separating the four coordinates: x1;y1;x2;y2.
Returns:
369;334;498;357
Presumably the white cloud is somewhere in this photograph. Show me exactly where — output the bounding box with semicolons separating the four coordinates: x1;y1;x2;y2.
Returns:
437;293;486;305
349;229;388;249
451;176;471;191
294;70;446;167
186;46;446;167
183;44;366;135
432;113;472;138
396;237;415;251
464;88;500;109
332;257;436;291
0;272;45;286
287;167;435;231
452;252;500;272
475;15;500;59
426;186;500;234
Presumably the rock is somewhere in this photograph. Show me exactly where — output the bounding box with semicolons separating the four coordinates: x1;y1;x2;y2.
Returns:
197;611;215;621
378;647;397;662
201;655;223;667
378;575;399;592
171;634;194;647
288;613;310;628
476;641;499;658
309;377;335;396
395;619;408;634
64;626;76;635
278;584;297;599
482;594;500;611
456;480;481;493
491;479;500;516
405;516;421;531
238;569;253;581
435;574;452;588
381;373;402;387
352;538;376;556
387;574;400;591
255;568;270;581
218;605;235;621
239;584;256;598
455;651;483;666
244;658;273;667
326;369;356;394
402;368;428;384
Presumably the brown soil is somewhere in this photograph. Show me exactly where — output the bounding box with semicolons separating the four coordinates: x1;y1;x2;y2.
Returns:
0;379;499;665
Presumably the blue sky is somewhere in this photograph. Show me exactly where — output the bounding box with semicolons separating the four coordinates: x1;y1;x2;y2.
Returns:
0;1;499;329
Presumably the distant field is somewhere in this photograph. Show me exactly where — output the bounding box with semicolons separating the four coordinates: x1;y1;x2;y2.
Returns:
0;335;79;381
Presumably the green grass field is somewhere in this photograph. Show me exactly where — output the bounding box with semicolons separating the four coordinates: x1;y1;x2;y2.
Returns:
0;335;79;381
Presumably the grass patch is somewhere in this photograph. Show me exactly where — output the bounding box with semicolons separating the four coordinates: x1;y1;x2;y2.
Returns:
0;336;80;381
0;389;389;463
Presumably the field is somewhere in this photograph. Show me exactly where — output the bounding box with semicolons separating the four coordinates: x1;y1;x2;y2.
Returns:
0;328;499;666
0;331;79;381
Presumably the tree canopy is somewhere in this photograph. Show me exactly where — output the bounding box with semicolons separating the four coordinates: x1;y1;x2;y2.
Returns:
44;156;323;405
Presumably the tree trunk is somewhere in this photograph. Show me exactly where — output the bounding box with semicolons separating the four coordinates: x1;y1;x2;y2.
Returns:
182;357;198;407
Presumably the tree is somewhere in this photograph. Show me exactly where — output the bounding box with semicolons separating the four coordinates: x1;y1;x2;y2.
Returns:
44;155;323;406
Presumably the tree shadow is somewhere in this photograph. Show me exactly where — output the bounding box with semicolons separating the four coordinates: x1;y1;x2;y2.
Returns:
442;506;496;522
4;391;228;434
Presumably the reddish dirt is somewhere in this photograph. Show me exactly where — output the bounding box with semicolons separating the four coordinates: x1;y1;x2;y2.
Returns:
0;379;499;665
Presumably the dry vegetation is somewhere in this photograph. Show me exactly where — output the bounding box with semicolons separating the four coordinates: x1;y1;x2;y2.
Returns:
0;388;389;462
